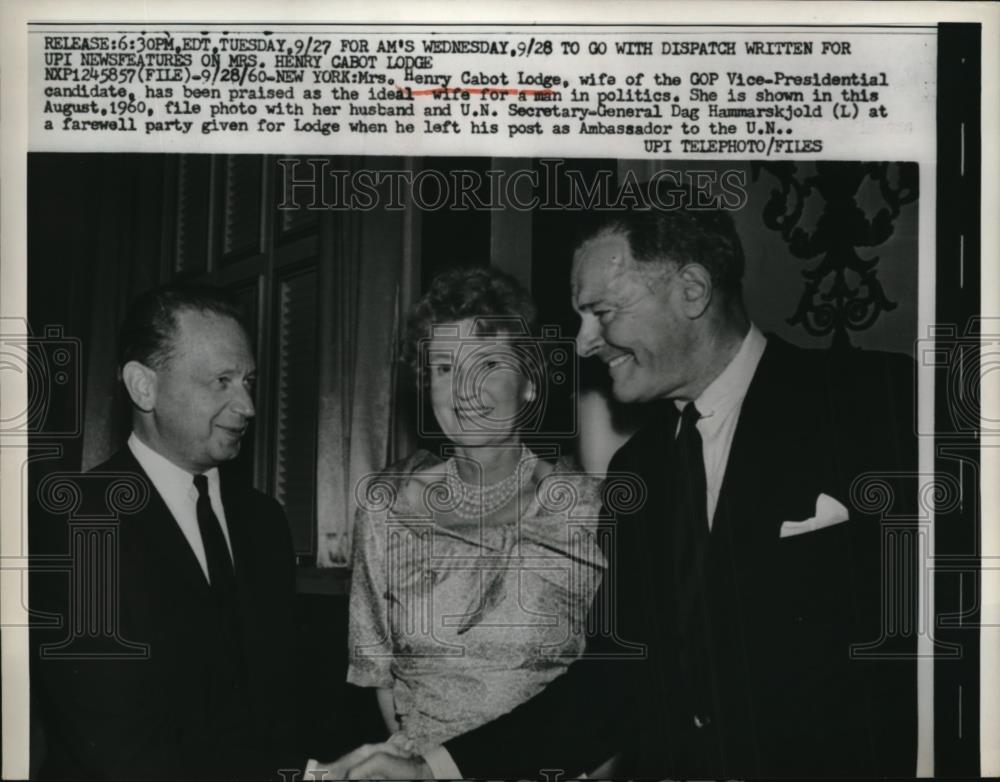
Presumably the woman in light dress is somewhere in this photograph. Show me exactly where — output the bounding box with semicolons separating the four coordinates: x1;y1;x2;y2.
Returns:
344;267;606;764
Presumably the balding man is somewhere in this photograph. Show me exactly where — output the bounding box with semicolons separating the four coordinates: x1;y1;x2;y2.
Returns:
35;284;303;780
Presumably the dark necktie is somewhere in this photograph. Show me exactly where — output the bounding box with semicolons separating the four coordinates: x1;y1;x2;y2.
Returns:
192;474;249;720
674;402;709;558
672;403;714;740
193;474;236;597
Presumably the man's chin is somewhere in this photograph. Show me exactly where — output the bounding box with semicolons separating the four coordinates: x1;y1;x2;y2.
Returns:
610;378;642;404
210;441;243;464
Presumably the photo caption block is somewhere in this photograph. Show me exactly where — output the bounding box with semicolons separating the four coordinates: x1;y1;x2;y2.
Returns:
30;24;936;158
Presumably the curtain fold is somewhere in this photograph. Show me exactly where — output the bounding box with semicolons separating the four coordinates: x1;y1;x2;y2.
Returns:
316;159;420;567
80;156;166;471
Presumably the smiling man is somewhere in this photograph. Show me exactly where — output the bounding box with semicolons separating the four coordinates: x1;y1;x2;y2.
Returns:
342;191;918;780
127;306;257;474
571;217;749;406
34;284;303;780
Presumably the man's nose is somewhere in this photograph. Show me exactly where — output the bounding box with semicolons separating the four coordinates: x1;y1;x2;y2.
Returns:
232;385;256;418
575;315;604;357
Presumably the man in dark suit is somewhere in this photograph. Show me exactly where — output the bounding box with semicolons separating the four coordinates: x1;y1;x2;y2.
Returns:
339;199;917;778
33;284;306;780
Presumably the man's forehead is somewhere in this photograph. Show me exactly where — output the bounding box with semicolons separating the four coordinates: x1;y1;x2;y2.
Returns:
168;309;254;367
175;307;239;332
572;232;634;303
173;309;249;345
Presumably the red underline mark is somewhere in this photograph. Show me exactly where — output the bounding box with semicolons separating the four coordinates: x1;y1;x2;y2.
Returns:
395;85;557;98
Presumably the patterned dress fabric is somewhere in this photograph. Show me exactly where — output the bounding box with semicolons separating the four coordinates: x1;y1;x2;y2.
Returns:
347;452;605;753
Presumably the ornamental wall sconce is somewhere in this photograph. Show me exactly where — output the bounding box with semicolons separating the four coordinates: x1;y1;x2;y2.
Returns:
752;162;918;350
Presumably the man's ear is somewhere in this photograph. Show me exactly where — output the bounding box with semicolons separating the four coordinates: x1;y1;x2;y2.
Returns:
676;263;713;318
121;361;157;412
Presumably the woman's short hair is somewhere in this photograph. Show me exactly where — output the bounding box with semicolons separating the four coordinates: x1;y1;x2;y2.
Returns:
401;267;539;383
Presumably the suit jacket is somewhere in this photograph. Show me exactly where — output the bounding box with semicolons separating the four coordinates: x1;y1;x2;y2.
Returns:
445;337;918;778
33;448;301;781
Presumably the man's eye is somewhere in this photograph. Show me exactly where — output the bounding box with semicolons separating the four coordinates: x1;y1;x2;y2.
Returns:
433;364;452;375
217;376;231;388
244;377;256;393
595;310;613;323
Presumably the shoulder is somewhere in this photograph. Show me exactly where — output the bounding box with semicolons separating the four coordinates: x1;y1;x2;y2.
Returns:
398;449;447;487
764;336;914;390
607;402;673;475
527;459;605;543
49;449;159;520
88;448;138;473
244;486;286;518
385;449;444;476
355;449;444;521
829;347;915;397
217;472;294;549
87;448;152;485
542;457;604;506
761;338;917;464
780;339;914;418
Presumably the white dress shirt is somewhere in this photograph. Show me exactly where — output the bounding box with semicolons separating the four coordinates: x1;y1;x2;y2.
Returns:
677;323;767;529
128;433;233;582
421;325;768;780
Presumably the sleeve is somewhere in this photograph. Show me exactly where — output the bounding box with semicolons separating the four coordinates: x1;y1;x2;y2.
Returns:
841;351;919;775
346;502;396;689
423;745;463;779
34;656;283;780
258;494;308;771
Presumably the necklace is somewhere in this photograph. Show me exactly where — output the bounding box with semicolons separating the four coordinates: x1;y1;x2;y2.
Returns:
444;446;535;520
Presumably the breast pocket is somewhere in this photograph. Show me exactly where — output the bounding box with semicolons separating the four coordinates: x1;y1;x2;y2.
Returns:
774;514;864;639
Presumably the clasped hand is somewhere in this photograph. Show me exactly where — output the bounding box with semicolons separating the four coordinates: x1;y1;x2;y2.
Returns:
307;740;432;780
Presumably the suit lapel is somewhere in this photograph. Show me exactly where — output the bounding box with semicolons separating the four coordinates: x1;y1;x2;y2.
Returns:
107;449;215;597
642;401;679;544
630;403;681;641
219;473;259;630
712;338;813;543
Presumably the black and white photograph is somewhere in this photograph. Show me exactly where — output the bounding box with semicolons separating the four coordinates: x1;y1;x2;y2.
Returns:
19;154;939;778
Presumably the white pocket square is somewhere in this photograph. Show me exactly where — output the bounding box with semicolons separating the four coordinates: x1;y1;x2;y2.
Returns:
780;493;850;538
